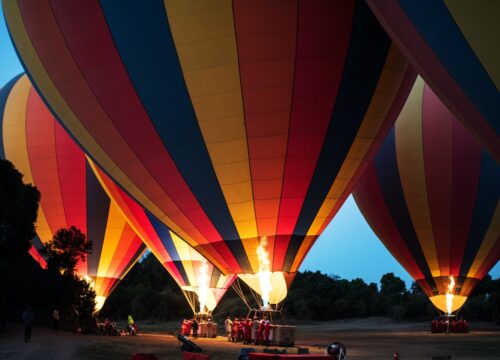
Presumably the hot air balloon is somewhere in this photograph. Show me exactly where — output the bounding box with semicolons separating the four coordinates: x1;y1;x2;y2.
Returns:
0;74;147;311
353;77;500;314
90;160;236;314
0;75;47;269
3;0;416;307
367;0;500;162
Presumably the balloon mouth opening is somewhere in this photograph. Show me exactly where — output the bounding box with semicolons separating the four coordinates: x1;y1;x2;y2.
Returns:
429;294;467;314
94;296;107;313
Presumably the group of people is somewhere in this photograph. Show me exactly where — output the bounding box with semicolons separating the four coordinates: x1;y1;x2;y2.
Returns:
224;316;273;346
96;314;137;336
180;318;199;338
431;317;468;333
180;317;217;338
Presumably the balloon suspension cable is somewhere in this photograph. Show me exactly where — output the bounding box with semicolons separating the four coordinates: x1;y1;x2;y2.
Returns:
250;286;264;309
231;278;252;310
182;290;197;315
274;299;284;312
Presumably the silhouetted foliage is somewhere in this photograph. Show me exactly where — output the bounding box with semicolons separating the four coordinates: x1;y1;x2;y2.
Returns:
0;159;40;330
460;275;500;323
100;252;192;321
45;226;92;275
42;227;96;330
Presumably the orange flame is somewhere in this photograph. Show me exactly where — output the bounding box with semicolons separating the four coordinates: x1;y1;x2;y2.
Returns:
445;276;455;316
257;237;272;308
197;258;210;313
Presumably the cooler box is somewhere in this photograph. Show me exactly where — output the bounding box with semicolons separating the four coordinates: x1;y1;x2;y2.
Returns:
271;325;295;347
197;322;218;338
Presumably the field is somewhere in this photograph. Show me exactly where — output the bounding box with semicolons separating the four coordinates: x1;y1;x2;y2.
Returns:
1;318;499;360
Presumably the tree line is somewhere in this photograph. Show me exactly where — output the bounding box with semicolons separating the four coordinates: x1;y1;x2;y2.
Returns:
101;251;500;323
2;158;499;330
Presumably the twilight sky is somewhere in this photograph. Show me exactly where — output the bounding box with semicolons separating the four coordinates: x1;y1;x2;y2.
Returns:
1;9;498;288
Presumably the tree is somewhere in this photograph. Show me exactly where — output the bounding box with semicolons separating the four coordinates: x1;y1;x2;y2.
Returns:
45;226;92;275
44;227;95;330
100;252;191;321
380;272;407;297
0;160;40;330
379;272;408;318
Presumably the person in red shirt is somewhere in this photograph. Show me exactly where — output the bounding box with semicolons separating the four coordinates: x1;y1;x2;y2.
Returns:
237;317;244;342
255;319;264;345
181;319;187;336
244;318;252;344
186;320;193;336
231;318;239;342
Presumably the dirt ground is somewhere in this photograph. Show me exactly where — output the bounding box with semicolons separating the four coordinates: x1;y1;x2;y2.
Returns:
1;318;499;360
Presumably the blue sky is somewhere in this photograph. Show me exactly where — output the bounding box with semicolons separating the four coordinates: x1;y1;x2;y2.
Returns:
1;8;498;289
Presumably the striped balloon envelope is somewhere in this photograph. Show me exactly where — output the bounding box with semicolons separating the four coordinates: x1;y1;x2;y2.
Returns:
0;75;147;311
2;0;416;305
353;77;500;313
90;160;236;313
367;0;500;163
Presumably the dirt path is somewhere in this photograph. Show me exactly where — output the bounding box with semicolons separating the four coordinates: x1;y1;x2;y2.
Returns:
1;320;499;360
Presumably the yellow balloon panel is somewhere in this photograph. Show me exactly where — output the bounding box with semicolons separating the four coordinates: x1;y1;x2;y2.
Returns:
429;295;468;314
238;272;289;305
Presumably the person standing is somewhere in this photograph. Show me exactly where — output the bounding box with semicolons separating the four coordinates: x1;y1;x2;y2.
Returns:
224;316;232;342
237;318;244;342
207;317;214;338
252;317;259;343
181;319;187;336
255;318;264;345
52;309;60;331
22;307;34;342
191;319;199;339
263;317;272;346
231;318;239;342
127;314;136;336
244;318;252;344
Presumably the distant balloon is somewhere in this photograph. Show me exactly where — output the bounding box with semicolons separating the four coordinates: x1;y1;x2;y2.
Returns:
0;75;146;311
353;77;500;313
91;161;235;314
367;0;500;162
3;0;416;305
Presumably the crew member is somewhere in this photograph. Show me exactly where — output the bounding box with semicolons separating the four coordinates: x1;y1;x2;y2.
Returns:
224;317;233;342
263;317;272;346
237;317;244;342
231;317;239;342
244;318;252;344
256;319;264;345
